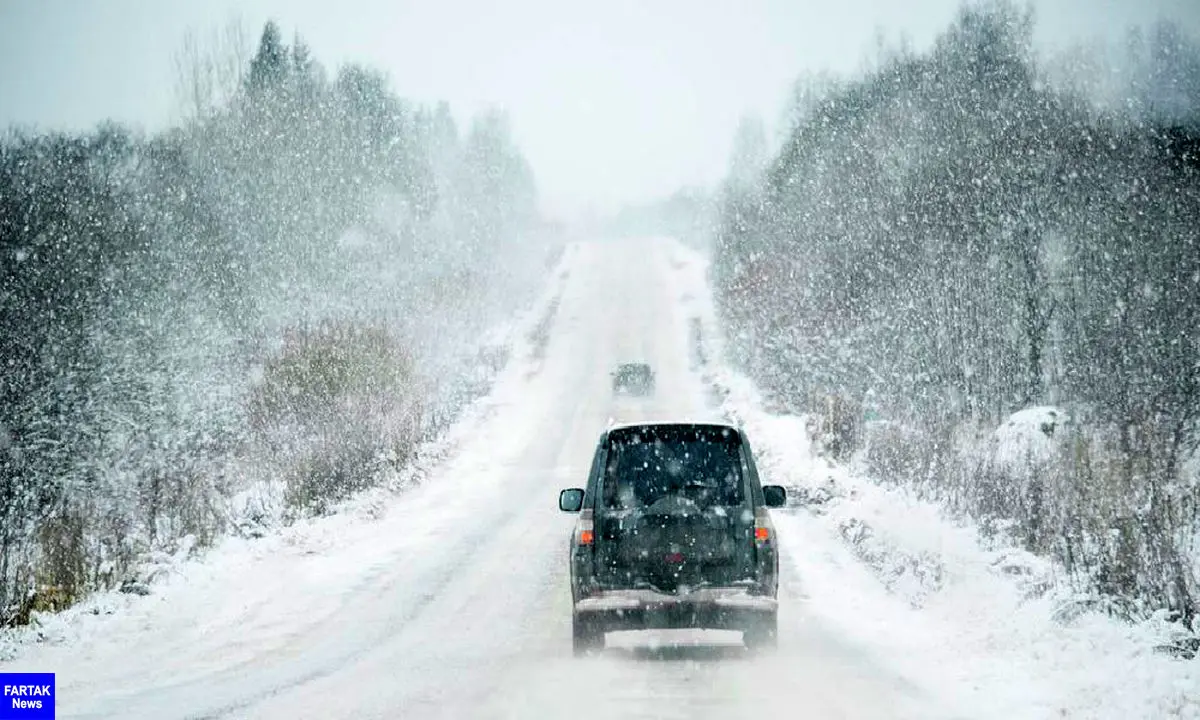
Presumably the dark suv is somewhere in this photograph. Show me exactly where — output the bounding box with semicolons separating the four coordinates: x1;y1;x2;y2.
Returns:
611;362;655;396
558;422;787;654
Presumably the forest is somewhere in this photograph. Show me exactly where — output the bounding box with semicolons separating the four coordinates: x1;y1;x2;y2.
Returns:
713;1;1200;622
0;22;548;625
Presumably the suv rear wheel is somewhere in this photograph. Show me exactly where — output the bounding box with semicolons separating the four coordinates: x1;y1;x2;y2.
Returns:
743;611;778;651
572;613;604;655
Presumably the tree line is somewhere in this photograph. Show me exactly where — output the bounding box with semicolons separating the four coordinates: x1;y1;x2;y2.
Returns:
713;1;1200;623
0;21;545;625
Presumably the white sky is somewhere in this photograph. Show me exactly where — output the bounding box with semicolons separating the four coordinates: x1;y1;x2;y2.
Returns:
1;0;1197;218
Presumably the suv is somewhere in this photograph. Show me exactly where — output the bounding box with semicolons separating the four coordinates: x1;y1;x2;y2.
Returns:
558;422;787;654
611;362;655;396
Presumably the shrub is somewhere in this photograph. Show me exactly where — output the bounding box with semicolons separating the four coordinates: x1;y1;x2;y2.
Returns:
856;408;1199;623
861;420;939;487
249;321;423;515
807;392;863;461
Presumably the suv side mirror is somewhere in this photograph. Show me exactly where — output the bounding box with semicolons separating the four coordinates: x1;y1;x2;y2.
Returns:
763;485;787;508
559;488;585;512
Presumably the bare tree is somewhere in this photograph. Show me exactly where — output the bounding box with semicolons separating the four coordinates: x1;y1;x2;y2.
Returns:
172;15;249;123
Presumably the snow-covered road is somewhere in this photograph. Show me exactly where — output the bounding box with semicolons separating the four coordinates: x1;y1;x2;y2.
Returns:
2;238;966;719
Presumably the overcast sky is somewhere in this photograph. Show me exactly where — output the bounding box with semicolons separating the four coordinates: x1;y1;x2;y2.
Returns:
1;0;1197;217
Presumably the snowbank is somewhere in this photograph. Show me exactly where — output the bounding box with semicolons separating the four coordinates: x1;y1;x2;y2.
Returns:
667;237;1200;720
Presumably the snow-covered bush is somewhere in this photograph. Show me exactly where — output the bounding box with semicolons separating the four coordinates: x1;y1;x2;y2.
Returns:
860;420;944;491
248;322;423;515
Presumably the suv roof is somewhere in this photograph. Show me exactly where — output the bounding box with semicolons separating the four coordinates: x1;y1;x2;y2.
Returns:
604;419;742;434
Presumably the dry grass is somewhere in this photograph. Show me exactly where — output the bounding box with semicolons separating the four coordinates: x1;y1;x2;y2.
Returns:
855;413;1199;623
249;321;423;515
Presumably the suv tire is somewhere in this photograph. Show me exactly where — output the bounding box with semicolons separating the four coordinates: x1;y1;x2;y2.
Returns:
572;613;604;655
743;611;778;651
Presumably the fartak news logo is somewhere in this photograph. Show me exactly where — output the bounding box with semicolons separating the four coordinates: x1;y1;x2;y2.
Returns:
0;674;54;719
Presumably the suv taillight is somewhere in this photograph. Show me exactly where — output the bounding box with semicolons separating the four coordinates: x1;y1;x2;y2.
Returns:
576;513;595;547
573;512;597;600
753;509;774;545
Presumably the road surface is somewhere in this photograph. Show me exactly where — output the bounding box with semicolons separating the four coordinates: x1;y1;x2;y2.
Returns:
1;237;965;719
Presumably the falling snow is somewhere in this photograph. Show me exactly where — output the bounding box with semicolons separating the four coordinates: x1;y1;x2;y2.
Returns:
1;2;1198;718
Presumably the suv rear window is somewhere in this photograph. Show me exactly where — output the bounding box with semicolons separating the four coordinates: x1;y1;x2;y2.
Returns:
602;426;744;510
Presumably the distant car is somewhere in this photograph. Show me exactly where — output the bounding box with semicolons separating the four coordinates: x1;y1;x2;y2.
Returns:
611;362;655;396
558;421;787;655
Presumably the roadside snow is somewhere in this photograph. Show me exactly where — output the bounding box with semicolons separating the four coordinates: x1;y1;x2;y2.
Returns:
0;243;578;666
666;237;1200;720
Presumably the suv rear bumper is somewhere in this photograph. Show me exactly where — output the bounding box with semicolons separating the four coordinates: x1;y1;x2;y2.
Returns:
574;588;776;632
